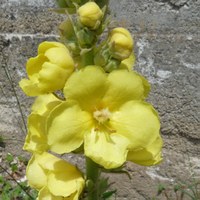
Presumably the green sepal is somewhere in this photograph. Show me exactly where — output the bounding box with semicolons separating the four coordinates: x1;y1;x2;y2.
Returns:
77;28;96;48
94;47;110;66
104;58;120;72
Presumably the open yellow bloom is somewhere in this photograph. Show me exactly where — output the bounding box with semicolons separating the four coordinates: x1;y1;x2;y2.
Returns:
26;152;84;200
109;27;133;60
45;66;162;169
23;94;62;153
19;41;74;96
78;2;103;30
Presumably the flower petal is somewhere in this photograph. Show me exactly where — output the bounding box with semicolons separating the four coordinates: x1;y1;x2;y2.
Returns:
23;114;48;153
38;62;70;92
31;94;62;116
84;130;129;169
38;41;67;54
37;186;64;200
19;78;41;96
26;54;47;78
127;135;163;166
64;66;108;111
47;102;92;154
26;155;47;190
44;47;74;70
103;70;150;110
48;171;84;197
38;187;78;200
36;152;75;172
110;101;160;150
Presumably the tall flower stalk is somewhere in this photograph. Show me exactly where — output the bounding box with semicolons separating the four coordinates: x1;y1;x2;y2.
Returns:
19;0;163;199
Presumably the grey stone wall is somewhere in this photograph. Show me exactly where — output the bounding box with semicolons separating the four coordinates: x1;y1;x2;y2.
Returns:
0;0;200;199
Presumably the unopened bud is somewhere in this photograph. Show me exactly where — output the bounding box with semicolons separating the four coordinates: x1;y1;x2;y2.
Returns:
59;19;75;40
78;2;103;30
109;27;133;60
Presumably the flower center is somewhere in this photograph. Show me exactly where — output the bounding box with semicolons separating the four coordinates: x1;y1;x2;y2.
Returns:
93;108;111;124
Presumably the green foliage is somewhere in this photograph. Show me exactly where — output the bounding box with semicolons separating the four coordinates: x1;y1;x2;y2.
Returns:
0;153;38;200
0;176;38;200
155;180;200;200
6;153;14;163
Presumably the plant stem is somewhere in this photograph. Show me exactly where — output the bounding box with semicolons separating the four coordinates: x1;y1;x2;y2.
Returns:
86;157;100;200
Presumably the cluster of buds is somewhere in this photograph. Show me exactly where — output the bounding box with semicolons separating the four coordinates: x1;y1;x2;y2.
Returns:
19;1;163;199
58;1;135;71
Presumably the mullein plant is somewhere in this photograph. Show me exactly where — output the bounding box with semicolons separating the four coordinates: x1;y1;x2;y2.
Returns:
19;0;163;199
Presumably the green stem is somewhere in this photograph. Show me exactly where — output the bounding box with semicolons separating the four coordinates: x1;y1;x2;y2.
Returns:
86;157;100;200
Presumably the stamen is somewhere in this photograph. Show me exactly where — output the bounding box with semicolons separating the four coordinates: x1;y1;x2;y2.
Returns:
93;108;111;124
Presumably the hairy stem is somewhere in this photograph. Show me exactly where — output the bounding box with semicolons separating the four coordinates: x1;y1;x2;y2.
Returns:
86;157;101;200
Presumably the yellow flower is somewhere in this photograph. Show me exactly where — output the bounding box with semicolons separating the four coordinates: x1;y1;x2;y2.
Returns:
26;152;85;200
44;66;162;169
109;27;133;60
19;41;74;96
23;94;62;153
78;2;103;30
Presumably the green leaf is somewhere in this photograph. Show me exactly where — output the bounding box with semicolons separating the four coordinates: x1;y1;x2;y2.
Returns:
6;153;14;163
157;184;166;195
11;163;18;172
174;184;182;192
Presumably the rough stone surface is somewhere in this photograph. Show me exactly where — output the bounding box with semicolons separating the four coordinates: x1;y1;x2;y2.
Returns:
0;0;200;199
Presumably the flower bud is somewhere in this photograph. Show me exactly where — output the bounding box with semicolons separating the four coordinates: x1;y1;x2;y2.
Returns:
59;20;80;54
19;41;74;96
78;2;103;30
109;27;133;60
59;19;75;41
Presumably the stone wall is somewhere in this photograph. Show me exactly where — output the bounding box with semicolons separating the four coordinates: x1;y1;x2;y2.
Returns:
0;0;200;199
